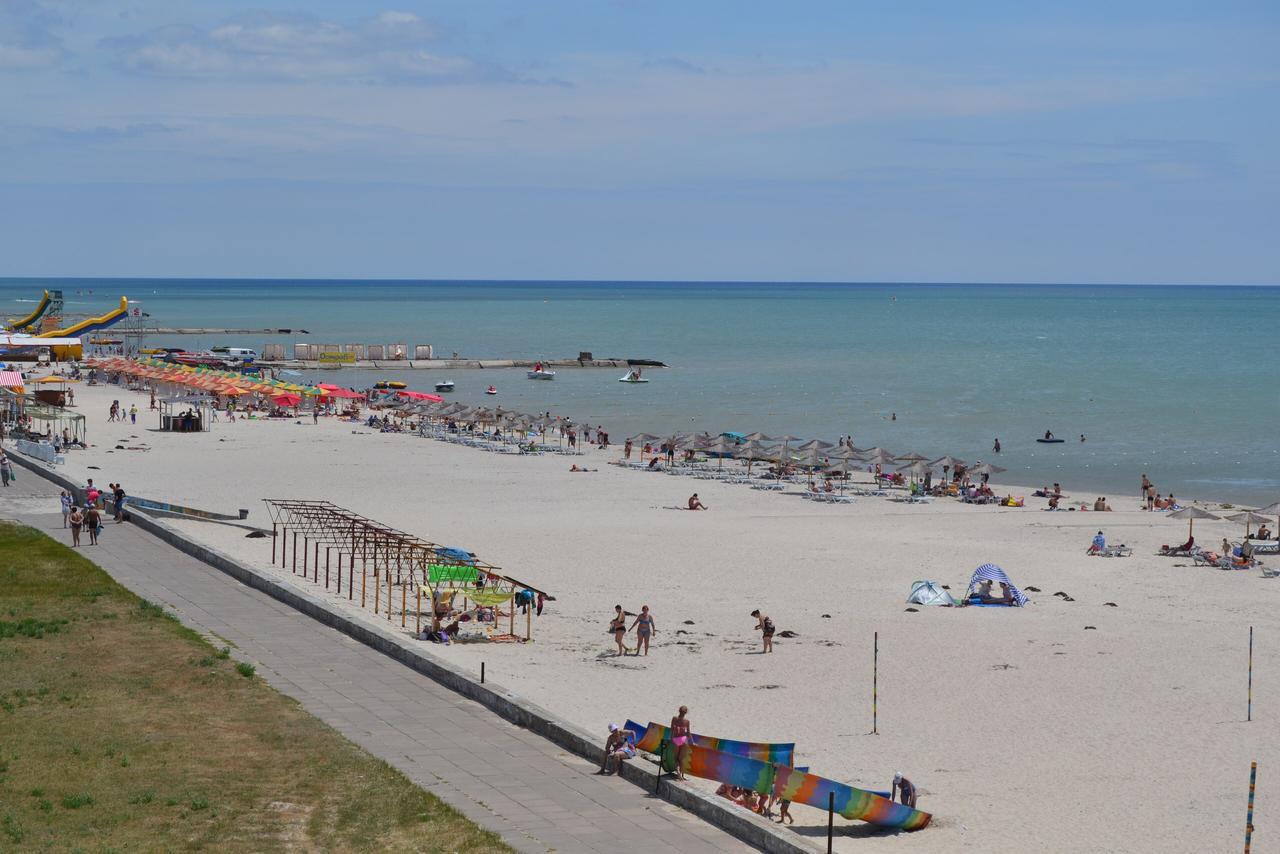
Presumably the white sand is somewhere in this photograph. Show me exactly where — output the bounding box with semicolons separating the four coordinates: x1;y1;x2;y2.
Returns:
21;377;1278;852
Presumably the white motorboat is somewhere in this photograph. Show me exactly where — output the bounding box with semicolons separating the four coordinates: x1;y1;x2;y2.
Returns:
527;369;556;380
434;380;455;392
618;369;649;383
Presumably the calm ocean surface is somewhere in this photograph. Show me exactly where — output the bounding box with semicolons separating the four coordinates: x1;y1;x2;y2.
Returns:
4;279;1278;506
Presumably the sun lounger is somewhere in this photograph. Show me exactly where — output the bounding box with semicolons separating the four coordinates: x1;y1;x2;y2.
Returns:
1262;565;1278;578
1248;541;1280;554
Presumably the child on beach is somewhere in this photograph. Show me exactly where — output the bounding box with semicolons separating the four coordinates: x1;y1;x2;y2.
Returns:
751;609;775;653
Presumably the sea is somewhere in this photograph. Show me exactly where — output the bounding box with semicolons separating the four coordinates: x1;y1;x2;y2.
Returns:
3;278;1278;507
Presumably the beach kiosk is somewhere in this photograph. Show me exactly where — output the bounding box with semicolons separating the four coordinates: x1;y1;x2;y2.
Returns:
159;395;211;433
32;375;69;406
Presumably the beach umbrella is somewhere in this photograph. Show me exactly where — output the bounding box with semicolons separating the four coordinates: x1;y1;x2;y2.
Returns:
860;448;897;466
829;446;868;462
741;432;775;443
929;455;966;470
271;393;302;407
823;460;862;494
701;436;739;469
794;439;834;451
1167;506;1220;541
968;462;1007;479
1258;501;1280;534
1226;511;1270;538
896;451;929;463
896;460;934;485
734;440;778;475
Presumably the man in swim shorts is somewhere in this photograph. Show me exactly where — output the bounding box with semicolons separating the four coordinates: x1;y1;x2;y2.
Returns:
688;493;707;510
892;772;918;807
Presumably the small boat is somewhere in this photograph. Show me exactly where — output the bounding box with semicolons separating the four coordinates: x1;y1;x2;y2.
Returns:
373;381;389;389
434;381;455;392
485;386;497;395
527;369;556;380
386;380;407;389
618;370;648;383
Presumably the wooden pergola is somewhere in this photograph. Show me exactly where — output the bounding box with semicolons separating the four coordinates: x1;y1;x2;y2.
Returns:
262;500;551;641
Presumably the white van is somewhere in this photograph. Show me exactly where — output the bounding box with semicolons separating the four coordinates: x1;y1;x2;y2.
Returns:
211;347;257;363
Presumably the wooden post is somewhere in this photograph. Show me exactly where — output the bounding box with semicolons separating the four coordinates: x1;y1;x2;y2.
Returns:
873;631;879;735
374;568;380;613
1245;761;1257;853
526;604;531;642
415;587;421;635
827;790;834;853
1248;626;1254;722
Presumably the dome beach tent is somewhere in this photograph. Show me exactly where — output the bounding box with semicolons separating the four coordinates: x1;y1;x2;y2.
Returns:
906;580;957;607
965;564;1028;606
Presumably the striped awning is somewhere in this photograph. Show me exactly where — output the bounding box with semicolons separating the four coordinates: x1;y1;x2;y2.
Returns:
0;371;25;391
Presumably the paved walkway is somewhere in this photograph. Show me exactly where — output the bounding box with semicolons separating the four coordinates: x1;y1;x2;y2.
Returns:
1;476;750;854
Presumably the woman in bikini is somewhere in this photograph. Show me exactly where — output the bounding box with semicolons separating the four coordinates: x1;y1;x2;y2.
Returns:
751;609;775;653
629;605;656;656
670;705;691;780
609;605;628;656
68;506;84;548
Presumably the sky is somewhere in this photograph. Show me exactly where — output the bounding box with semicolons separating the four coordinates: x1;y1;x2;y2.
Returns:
1;1;1277;283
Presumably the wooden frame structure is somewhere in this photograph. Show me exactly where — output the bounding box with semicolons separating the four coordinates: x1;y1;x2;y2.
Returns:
262;499;551;642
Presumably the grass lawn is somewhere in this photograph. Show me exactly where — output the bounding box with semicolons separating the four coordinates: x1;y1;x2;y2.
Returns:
0;522;511;852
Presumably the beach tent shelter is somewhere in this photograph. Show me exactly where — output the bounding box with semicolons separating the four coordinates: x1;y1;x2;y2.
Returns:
23;400;86;444
907;580;957;607
0;371;24;395
965;564;1028;606
158;395;211;432
1257;502;1280;537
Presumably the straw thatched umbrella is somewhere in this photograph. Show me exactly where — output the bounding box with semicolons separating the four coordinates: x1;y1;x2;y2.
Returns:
896;460;934;485
1168;506;1220;542
702;436;740;470
1258;502;1280;540
735;440;777;476
829;446;868;462
1226;511;1271;538
794;439;834;452
824;461;861;494
896;451;929;463
741;432;775;443
968;462;1007;477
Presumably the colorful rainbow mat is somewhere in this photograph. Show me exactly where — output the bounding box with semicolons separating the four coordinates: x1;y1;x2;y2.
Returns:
772;764;931;830
625;720;795;765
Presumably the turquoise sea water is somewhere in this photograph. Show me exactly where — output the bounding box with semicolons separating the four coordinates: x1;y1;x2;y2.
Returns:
4;279;1279;506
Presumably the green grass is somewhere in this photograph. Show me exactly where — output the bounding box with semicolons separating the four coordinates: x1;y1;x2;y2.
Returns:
0;523;511;852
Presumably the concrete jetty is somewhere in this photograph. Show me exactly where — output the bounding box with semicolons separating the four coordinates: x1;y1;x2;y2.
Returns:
257;357;667;371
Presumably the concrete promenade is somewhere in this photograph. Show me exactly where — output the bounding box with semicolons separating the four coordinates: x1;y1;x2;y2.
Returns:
0;475;749;854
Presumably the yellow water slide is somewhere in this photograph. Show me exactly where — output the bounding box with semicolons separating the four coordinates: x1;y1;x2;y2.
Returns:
7;290;52;331
36;296;129;338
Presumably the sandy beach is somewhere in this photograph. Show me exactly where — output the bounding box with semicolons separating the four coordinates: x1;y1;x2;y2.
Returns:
16;375;1277;853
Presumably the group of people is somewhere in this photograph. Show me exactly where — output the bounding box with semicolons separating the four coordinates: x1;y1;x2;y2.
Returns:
107;399;138;424
1140;475;1179;511
608;605;657;655
61;479;128;547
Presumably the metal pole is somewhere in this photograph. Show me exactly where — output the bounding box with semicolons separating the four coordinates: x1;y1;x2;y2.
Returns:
325;547;330;589
348;560;354;601
873;631;879;735
272;522;277;563
387;574;392;621
401;582;406;627
336;552;341;594
827;791;834;853
1245;761;1257;853
1248;626;1254;722
292;531;297;574
481;662;485;684
313;540;319;582
373;568;379;613
361;566;366;608
302;535;308;576
416;586;421;635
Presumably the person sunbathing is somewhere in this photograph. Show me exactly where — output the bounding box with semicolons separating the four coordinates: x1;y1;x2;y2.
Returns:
1161;536;1194;554
1259;525;1273;540
688;493;707;510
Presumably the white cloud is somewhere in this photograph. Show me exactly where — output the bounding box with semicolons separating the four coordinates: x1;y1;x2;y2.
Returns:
109;10;505;83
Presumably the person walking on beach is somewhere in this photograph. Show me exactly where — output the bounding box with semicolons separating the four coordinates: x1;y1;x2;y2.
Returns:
60;490;72;527
670;706;691;780
609;605;629;656
0;454;12;488
84;504;101;545
1141;474;1152;508
629;605;656;656
751;609;775;653
112;483;127;522
68;506;84;547
623;438;632;460
892;772;918;808
129;404;137;424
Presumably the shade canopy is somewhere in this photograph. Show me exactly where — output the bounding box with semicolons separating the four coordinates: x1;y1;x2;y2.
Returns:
929;455;966;469
969;462;1008;476
1168;506;1219;539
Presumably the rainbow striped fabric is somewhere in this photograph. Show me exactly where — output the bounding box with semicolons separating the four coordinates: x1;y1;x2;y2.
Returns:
771;764;931;830
662;742;777;794
626;720;795;765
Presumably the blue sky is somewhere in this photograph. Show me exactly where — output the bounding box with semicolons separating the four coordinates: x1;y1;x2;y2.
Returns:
1;1;1277;282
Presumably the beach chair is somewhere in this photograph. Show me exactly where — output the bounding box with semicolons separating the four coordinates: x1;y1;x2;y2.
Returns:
1101;545;1132;557
1262;565;1278;578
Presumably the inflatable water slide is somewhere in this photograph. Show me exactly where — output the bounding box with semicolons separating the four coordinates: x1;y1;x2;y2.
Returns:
6;290;54;331
35;296;129;338
625;720;931;832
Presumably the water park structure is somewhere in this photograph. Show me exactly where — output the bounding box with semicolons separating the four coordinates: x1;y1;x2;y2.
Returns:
625;719;932;832
6;289;61;332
